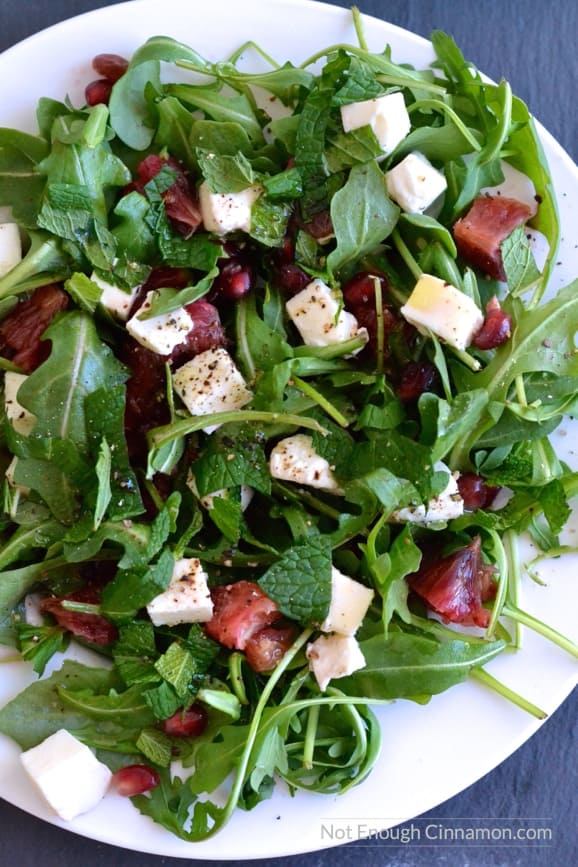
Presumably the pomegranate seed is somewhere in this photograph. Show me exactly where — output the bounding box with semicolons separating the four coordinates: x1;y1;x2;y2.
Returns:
85;79;113;106
457;473;500;510
161;704;208;738
342;271;388;309
112;764;160;796
92;53;129;82
398;361;439;401
300;208;334;242
273;262;310;296
213;260;254;300
473;296;512;350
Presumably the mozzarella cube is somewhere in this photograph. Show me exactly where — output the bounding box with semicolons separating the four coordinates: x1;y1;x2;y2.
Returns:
91;271;140;321
391;461;464;524
306;633;366;691
400;274;484;351
146;557;213;626
126;290;193;355
480;160;538;213
172;347;252;434
269;433;342;493
0;222;22;278
286;279;367;348
340;91;411;156
20;729;111;821
187;471;254;512
321;567;374;635
4;371;35;435
386;152;447;213
199;181;262;235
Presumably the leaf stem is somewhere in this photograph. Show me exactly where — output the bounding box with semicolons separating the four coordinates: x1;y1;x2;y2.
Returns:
302;703;320;769
392;228;422;281
471;668;547;720
502;604;578;658
291;375;349;428
149;410;328;449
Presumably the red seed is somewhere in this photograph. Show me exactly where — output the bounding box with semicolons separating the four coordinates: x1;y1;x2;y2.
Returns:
92;53;129;83
85;78;113;106
398;361;439;402
112;765;160;797
213;259;255;300
342;271;388;309
161;704;208;738
272;262;310;296
473;296;512;350
457;473;500;510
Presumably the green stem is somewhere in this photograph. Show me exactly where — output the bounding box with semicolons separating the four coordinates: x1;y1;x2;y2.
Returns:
302;703;320;769
372;276;385;375
60;601;101;616
503;530;522;647
485;529;509;639
408;98;482;151
291;375;349;428
201;628;314;839
392;228;422;281
149;410;328;449
351;6;368;51
471;668;547;720
228;652;249;705
502;604;578;658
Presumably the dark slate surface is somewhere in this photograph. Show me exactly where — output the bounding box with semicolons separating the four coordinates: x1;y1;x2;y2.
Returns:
0;1;576;865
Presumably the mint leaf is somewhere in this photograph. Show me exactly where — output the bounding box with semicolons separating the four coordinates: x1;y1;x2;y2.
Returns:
196;149;255;193
155;642;196;698
144;680;182;720
100;548;175;622
501;226;541;295
113;622;159;687
258;534;332;625
137;727;172;767
192;425;271;497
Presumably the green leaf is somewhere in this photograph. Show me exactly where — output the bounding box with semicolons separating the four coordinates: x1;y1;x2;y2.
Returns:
501;226;542;296
339;632;506;699
16;623;70;676
93;437;112;529
155;641;196;698
100;548;175;623
113;621;159;687
136;727;173;767
167;85;263;144
0;660;134;750
327;161;399;276
64;272;102;314
191;425;271;497
196;149;255;193
109;60;161;150
0;231;71;301
17;311;126;451
258;534;332;625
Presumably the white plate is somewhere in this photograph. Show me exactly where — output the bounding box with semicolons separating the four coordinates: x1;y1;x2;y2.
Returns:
0;0;577;860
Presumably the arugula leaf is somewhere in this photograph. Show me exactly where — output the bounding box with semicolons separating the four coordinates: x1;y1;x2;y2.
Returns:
109;60;161;150
0;660;134;750
339;632;506;699
17;312;127;450
16;623;70;676
327;161;399;276
258;534;332;625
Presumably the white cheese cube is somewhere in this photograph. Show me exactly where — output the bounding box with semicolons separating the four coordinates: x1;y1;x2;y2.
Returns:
391;461;464;524
146;557;213;626
172;347;252;434
4;371;35;435
386;152;447;213
269;433;342;494
400;273;484;351
306;633;366;691
321;567;374;635
480;160;538;212
20;729;111;821
91;271;140;321
199;181;262;235
286;279;367;348
186;471;254;512
340;91;411;156
0;222;22;278
126;290;193;356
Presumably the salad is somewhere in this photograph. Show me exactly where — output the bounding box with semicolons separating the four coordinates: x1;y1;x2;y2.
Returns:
0;6;577;843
